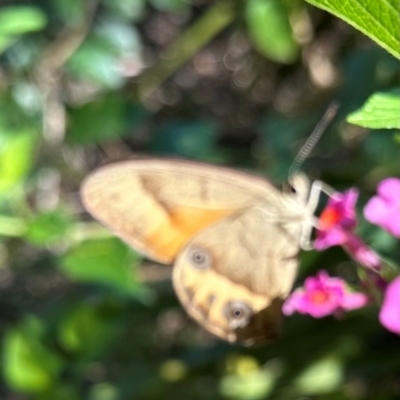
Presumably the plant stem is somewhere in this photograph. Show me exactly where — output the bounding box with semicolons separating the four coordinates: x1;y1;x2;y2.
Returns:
137;0;236;101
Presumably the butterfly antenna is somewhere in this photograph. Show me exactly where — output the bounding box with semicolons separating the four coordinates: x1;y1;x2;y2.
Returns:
288;102;339;182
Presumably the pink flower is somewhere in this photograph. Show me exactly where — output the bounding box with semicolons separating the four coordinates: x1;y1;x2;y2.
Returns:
314;189;358;250
314;188;381;270
341;235;381;270
364;178;400;238
379;277;400;335
283;270;368;318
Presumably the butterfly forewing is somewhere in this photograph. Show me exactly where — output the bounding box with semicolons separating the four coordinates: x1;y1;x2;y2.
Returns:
81;159;283;263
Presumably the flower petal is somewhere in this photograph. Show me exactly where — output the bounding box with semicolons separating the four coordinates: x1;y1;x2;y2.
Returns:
364;178;400;238
381;210;400;237
314;189;359;250
377;178;400;201
314;227;348;249
364;196;391;225
340;292;368;310
282;290;303;316
379;277;400;335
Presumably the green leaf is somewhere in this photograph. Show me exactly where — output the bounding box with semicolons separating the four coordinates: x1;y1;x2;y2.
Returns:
0;6;47;35
67;94;125;144
347;89;400;129
220;371;274;400
95;18;142;55
0;128;38;197
89;382;119;400
67;38;124;88
304;0;400;59
2;317;63;393
0;6;46;54
58;303;120;358
295;356;343;394
59;237;142;295
220;357;276;400
245;0;299;64
25;209;74;246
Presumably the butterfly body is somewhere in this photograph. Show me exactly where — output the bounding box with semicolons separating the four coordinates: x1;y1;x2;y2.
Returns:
81;159;313;345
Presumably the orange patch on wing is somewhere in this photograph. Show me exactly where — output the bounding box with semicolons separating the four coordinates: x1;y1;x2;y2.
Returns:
145;206;234;263
169;206;234;232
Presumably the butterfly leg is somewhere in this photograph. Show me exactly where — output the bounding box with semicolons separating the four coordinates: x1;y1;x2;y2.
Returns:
306;180;336;214
300;180;337;250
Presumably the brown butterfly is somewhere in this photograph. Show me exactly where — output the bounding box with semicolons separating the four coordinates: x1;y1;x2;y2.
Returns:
81;159;325;345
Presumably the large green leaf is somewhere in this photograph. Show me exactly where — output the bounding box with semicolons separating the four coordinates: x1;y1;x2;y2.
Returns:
304;0;400;59
347;89;400;129
60;237;142;295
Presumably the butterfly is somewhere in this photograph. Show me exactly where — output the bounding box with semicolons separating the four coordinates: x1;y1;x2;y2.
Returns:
80;158;328;345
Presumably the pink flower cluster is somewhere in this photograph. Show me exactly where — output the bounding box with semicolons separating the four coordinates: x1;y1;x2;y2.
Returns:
314;188;381;270
283;271;368;318
283;177;400;336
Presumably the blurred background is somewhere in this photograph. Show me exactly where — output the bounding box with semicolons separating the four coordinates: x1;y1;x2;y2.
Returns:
0;0;399;399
